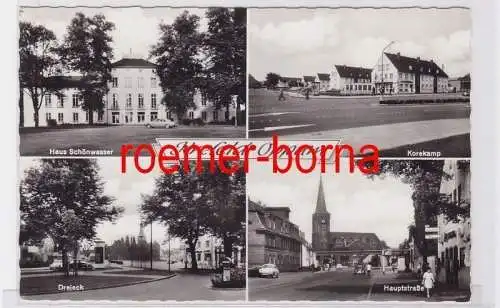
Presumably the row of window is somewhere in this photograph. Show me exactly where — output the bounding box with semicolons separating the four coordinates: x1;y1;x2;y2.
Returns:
440;245;467;268
110;93;159;109
265;253;300;266
44;93;82;108
345;84;372;91
265;235;301;252
111;76;158;89
46;112;104;123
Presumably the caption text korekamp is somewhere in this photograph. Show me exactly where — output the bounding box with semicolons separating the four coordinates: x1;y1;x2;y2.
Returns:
120;135;380;175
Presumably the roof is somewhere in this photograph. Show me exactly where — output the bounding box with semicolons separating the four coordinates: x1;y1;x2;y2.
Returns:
459;73;470;81
334;65;372;79
111;58;156;68
279;77;301;83
384;53;448;78
303;76;315;82
317;73;330;81
42;76;85;89
328;232;387;251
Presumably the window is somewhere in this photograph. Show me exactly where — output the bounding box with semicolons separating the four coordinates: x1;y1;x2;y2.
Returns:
112;94;118;109
137;112;145;123
73;113;79;123
201;94;207;106
126;94;132;108
138;94;144;108
151;77;157;88
205;253;211;262
166;111;172;120
205;240;210;248
45;113;51;121
85;112;89;122
98;111;104;121
112;77;118;88
57;96;64;108
189;111;194;119
389;73;393;79
151;94;157;109
150;112;158;121
125;77;132;88
72;94;79;108
137;77;144;88
45;94;52;107
196;253;201;261
57;113;64;123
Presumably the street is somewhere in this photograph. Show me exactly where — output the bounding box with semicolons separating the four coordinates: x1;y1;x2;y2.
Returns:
249;269;447;301
249;89;470;156
19;125;245;156
22;272;245;301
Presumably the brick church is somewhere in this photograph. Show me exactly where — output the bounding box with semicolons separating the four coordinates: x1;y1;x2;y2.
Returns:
312;177;388;266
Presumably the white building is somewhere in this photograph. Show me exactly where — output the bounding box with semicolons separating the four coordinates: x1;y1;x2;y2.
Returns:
437;160;471;290
372;52;449;94
181;234;244;270
22;57;235;127
315;74;330;92
299;232;316;269
329;65;373;95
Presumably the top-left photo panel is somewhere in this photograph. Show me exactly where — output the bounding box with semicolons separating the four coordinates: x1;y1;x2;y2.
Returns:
19;7;247;156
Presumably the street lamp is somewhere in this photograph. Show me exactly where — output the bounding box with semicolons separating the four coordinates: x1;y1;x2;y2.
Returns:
380;41;396;99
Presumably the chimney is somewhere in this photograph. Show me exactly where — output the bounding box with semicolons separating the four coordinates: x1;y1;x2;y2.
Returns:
441;64;445;71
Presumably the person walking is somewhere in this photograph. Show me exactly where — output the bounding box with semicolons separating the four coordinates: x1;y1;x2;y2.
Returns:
366;263;372;276
305;87;310;100
422;268;435;298
278;88;286;101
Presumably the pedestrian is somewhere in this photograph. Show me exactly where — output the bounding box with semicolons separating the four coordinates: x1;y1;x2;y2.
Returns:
422;268;435;298
305;88;310;100
366;263;372;276
278;88;286;101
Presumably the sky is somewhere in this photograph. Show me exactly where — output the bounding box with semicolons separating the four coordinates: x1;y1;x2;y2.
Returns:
248;8;471;81
247;159;414;248
19;157;183;249
19;7;208;61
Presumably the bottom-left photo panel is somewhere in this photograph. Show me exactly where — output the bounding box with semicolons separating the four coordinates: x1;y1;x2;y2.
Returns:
18;157;246;301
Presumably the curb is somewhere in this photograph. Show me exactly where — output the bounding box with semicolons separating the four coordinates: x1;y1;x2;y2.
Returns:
20;273;177;297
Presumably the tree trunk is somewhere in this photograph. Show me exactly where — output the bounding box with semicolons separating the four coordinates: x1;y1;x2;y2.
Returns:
19;87;24;128
189;242;198;271
33;93;40;128
73;243;78;277
88;106;94;125
62;248;69;277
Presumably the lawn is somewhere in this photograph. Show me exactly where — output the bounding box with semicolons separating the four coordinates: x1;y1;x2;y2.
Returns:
20;274;153;296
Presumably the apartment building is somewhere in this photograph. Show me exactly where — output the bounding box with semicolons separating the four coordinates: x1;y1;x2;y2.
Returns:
329;65;373;95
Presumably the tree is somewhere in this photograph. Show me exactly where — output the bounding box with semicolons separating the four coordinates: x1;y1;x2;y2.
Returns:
202;8;246;122
150;11;204;120
368;160;470;259
60;209;86;276
204;163;246;258
59;13;115;124
140;162;214;271
19;22;61;127
249;74;262;89
20;159;124;276
265;72;280;88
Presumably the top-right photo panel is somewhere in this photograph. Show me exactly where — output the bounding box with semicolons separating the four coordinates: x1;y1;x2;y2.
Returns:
248;8;471;158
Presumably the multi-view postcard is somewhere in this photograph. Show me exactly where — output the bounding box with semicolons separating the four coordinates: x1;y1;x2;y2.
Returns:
18;7;247;156
248;8;471;158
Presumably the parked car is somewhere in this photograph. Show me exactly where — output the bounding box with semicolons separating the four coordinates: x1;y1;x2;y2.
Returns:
258;263;279;278
69;260;94;271
49;259;63;271
248;265;262;277
145;118;177;128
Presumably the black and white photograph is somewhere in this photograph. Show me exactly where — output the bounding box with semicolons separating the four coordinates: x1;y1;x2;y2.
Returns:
247;159;471;301
19;158;246;300
19;7;246;156
248;8;471;157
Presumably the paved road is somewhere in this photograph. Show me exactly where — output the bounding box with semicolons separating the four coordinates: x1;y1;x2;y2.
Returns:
22;273;245;301
20;125;245;156
249;270;428;301
249;89;470;138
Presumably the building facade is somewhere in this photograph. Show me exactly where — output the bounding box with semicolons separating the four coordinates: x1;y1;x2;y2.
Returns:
312;177;387;267
329;65;373;95
437;160;471;290
22;57;235;127
248;200;302;272
299;231;316;269
181;234;245;270
372;52;449;95
315;73;330;92
277;77;301;88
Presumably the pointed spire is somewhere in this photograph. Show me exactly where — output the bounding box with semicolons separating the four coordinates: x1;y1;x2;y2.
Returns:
315;176;328;213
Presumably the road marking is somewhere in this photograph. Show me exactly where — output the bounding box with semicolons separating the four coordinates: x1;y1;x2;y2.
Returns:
248;124;316;133
250;112;299;118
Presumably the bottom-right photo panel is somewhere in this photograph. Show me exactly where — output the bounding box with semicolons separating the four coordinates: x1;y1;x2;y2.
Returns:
247;159;471;302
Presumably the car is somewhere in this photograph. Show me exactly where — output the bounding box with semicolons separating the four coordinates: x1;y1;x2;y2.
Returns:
69;260;94;271
248;265;262;277
145;118;177;128
258;263;279;278
49;259;63;271
336;263;344;269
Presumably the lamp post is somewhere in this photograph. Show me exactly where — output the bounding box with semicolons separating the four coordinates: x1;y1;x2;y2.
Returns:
380;41;395;99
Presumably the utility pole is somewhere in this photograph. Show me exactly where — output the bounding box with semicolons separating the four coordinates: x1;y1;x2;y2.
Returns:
150;222;153;270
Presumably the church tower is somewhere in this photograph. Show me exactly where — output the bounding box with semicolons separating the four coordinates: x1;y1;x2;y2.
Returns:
312;176;331;251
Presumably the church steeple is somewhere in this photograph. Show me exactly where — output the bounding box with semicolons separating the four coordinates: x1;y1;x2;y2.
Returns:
315;176;328;213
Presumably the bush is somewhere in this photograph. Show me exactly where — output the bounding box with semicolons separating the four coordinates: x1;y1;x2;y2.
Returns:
211;267;246;288
191;118;205;126
47;119;58;127
181;119;192;126
19;259;51;268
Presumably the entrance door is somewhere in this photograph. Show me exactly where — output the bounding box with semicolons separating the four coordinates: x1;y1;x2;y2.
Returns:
112;112;120;124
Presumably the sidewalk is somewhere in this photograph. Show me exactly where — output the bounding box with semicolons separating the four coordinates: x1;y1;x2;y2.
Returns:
281;118;470;153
